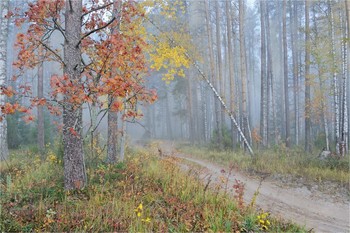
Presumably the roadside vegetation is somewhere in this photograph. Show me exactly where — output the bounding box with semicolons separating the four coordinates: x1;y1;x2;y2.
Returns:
0;142;306;232
178;144;349;186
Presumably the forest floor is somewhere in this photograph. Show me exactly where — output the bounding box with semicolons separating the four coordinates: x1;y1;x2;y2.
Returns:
156;141;350;233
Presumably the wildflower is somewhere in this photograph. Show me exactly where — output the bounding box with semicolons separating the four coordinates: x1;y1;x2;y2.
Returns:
257;212;271;231
142;217;151;223
135;203;143;217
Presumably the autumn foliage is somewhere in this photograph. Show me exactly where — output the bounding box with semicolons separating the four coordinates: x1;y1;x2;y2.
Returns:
1;0;157;123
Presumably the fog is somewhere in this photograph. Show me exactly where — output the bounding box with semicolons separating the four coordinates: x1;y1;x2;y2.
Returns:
2;0;349;155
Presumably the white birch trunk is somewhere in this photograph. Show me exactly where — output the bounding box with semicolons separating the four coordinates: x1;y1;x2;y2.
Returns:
329;1;340;154
0;0;9;161
341;13;348;155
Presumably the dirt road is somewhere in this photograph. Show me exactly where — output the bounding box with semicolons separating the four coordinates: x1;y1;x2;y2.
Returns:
158;141;350;233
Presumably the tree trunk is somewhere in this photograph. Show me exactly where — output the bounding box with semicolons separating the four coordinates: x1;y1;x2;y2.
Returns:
204;0;222;148
37;52;45;156
290;0;299;145
165;91;173;140
266;2;276;145
340;8;348;156
313;11;330;151
226;0;236;149
329;1;340;154
260;0;267;147
283;0;290;147
107;98;119;163
345;0;350;154
304;0;311;152
239;0;250;150
107;0;122;163
187;70;195;143
63;0;86;190
119;106;127;162
0;0;9;161
215;0;225;130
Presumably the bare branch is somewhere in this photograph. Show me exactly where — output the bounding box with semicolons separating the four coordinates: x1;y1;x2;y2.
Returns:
38;40;65;66
52;17;67;41
78;17;115;47
81;2;113;19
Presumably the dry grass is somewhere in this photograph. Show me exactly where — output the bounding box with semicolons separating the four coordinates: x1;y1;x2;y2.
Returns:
0;145;306;232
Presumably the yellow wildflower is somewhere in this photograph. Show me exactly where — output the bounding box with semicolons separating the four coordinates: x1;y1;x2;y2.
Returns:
142;217;151;223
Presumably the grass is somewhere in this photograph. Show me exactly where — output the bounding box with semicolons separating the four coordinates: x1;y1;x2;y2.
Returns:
178;144;350;186
0;143;306;232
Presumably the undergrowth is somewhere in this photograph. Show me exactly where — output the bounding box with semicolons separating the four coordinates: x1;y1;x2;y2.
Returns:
178;145;349;185
0;144;306;232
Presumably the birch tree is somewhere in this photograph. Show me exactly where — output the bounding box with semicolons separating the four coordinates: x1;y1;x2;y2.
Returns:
0;0;9;161
260;0;268;147
329;0;340;154
345;0;350;154
340;2;348;155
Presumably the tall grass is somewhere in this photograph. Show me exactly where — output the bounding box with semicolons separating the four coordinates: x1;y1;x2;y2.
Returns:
178;145;349;185
0;146;306;232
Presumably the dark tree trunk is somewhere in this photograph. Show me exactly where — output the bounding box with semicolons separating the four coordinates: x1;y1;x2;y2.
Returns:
107;98;119;163
63;0;86;190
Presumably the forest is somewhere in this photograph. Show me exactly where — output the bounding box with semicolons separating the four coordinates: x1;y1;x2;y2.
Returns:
0;0;349;232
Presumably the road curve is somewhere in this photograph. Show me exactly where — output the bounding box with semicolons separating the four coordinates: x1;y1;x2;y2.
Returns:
158;142;350;233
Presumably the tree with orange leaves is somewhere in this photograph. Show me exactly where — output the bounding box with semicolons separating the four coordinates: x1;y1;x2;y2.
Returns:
3;0;157;190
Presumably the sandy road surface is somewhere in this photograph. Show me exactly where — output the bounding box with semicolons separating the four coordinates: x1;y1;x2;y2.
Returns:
158;141;350;233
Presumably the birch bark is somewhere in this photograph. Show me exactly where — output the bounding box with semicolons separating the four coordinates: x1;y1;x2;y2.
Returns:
260;0;267;147
0;0;9;161
329;1;340;154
